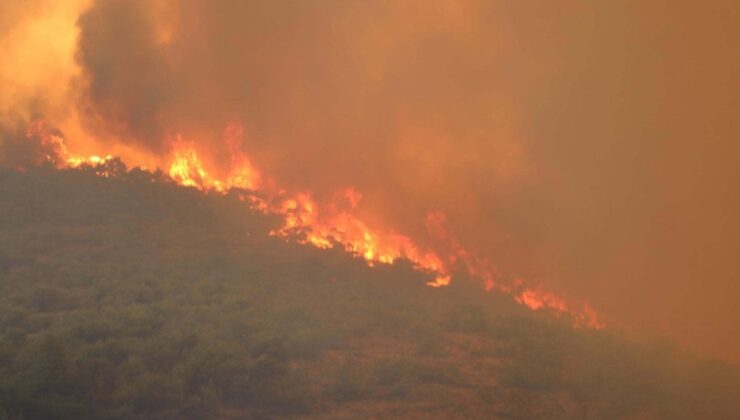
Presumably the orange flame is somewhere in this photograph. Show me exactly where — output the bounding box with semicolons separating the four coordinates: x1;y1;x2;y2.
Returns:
168;142;210;188
26;119;115;171
24;119;605;329
515;285;604;328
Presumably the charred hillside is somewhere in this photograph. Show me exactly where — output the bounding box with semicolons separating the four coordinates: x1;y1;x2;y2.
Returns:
0;165;738;419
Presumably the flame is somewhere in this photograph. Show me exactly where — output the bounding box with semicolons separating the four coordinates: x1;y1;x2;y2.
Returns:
22;118;605;329
26;120;114;170
224;122;261;190
167;141;210;188
272;192;447;274
427;275;451;288
165;129;260;192
515;286;604;328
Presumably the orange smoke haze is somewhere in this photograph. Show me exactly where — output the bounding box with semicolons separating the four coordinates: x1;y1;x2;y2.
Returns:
1;1;739;363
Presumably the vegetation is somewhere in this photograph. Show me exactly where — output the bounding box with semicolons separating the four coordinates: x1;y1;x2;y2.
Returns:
0;163;738;419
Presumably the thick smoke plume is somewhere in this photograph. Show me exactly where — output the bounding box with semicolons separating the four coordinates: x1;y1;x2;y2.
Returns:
2;1;739;363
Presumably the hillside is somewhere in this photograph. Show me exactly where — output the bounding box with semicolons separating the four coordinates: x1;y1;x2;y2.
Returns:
0;163;738;419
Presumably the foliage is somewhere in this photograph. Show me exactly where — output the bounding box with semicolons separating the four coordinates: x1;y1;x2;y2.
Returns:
0;166;738;418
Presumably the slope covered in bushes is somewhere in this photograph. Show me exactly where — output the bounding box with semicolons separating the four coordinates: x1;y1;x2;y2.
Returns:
0;164;738;419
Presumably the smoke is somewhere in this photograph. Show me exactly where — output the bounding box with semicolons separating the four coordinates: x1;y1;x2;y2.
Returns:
3;0;740;363
0;0;92;166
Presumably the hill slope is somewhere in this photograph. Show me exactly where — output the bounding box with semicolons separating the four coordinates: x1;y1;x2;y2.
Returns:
0;164;738;419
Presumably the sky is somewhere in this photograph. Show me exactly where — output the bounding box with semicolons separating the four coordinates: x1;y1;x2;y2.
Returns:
1;0;739;363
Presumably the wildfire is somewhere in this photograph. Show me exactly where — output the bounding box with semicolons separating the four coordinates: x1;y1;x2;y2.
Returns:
271;190;448;277
68;154;114;167
26;120;115;170
427;275;451;288
168;145;209;188
23;119;605;329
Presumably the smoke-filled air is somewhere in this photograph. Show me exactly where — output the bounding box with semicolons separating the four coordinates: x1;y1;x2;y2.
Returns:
1;1;739;418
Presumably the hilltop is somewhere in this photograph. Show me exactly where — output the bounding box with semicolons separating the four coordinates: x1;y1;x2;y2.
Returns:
0;163;738;419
